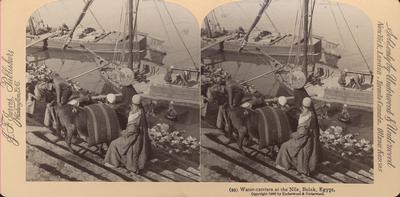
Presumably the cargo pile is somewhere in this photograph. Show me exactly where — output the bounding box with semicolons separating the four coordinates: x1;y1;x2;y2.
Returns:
26;62;82;91
320;126;373;159
149;123;200;156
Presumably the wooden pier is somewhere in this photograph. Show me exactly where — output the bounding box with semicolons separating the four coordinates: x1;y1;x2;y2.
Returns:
26;121;200;182
201;123;373;183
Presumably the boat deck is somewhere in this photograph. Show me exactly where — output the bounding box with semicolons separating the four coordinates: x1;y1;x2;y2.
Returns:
306;73;373;109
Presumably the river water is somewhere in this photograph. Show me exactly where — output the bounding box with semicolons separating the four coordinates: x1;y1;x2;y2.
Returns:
28;0;200;92
202;0;373;96
28;0;202;138
27;0;373;139
200;0;373;141
28;0;372;94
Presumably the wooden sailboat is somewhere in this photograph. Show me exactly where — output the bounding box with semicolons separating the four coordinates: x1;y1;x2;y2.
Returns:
81;0;200;107
201;0;340;66
203;0;372;109
25;0;167;65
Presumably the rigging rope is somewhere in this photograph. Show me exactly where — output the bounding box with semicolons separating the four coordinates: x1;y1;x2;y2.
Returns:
161;1;197;68
120;1;129;65
83;0;106;33
286;0;302;66
112;1;127;64
257;1;279;34
328;1;346;49
153;0;172;44
337;3;371;73
211;10;222;31
294;0;304;66
234;2;262;32
264;12;279;35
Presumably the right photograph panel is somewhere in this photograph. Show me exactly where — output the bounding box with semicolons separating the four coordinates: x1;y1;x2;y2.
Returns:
200;0;373;183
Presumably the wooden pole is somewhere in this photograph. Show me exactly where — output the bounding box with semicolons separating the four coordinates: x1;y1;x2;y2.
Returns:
66;44;111;81
264;94;316;103
240;68;279;85
128;0;134;69
204;17;213;38
63;0;94;49
133;0;141;68
91;93;122;100
238;47;285;85
29;17;37;36
303;0;309;78
66;63;109;81
239;0;270;52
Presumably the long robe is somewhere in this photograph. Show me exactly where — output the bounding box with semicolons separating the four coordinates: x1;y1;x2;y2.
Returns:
26;82;36;115
275;109;320;175
292;89;321;170
104;106;151;172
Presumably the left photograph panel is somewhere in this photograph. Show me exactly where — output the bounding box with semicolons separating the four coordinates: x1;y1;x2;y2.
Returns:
26;0;200;182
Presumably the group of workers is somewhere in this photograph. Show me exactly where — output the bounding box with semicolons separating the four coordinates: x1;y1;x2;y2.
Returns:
338;68;366;90
164;65;193;87
27;65;151;174
201;64;321;176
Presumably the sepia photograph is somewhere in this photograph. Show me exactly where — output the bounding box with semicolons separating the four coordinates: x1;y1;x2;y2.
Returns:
25;0;200;182
3;0;400;195
200;0;373;183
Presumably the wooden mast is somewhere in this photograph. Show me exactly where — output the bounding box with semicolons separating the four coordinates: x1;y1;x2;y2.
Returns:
302;0;309;78
63;0;94;49
239;0;270;52
128;0;141;70
133;0;141;68
128;0;134;69
204;17;213;38
28;17;37;35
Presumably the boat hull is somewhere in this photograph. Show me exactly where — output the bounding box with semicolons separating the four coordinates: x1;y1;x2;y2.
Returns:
26;33;167;65
201;38;322;65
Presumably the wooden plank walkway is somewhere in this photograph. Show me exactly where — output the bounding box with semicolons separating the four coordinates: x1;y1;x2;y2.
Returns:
200;120;373;183
26;126;200;182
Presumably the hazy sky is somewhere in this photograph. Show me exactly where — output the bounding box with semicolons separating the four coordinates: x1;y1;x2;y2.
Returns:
31;0;373;71
31;0;200;67
205;0;373;72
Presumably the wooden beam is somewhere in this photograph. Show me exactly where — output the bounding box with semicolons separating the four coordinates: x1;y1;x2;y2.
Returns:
201;34;235;52
26;32;57;48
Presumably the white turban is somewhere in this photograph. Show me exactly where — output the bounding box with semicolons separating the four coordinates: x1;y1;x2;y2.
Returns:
278;96;287;106
106;94;116;104
302;97;312;108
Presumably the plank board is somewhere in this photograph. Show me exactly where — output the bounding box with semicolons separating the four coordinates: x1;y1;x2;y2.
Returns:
26;32;58;48
201;35;235;52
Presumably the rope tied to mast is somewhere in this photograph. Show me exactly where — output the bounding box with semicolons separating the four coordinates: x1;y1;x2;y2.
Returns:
162;1;198;69
337;3;371;75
